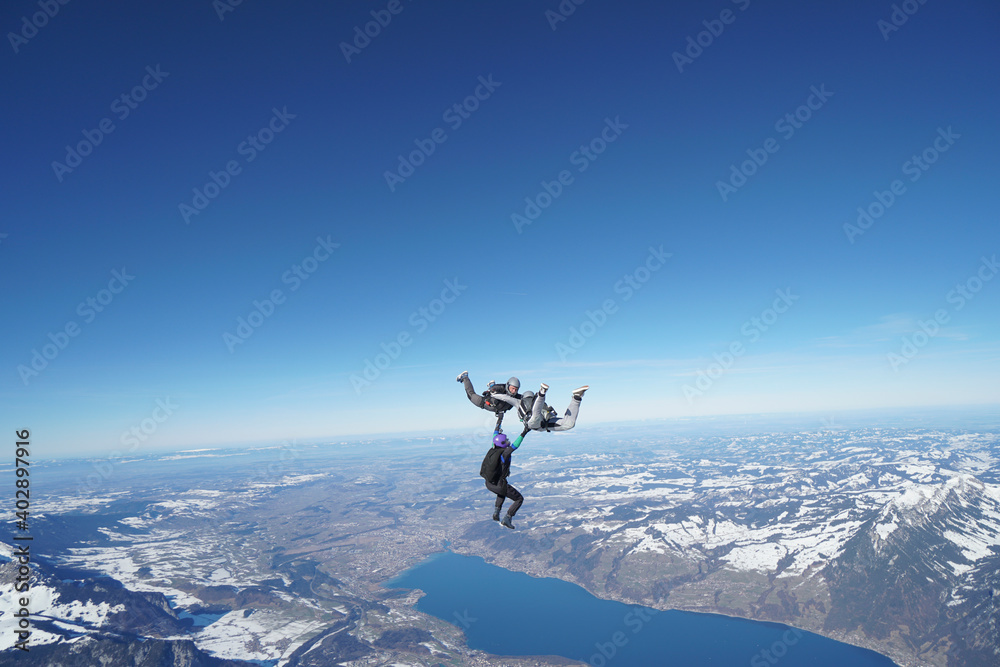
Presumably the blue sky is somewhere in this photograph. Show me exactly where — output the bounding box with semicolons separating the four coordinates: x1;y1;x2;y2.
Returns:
3;0;998;457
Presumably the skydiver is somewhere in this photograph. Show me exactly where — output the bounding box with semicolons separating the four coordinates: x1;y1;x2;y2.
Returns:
484;429;526;529
490;384;589;432
456;371;522;428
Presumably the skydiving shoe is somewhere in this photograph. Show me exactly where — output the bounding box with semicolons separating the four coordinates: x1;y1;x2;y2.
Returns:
492;509;501;522
501;514;515;530
538;383;548;397
572;385;589;399
456;370;469;382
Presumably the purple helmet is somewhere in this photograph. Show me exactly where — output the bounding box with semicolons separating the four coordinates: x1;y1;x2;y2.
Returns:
493;433;509;447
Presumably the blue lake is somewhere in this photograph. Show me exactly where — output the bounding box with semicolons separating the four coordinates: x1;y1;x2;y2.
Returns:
387;551;899;667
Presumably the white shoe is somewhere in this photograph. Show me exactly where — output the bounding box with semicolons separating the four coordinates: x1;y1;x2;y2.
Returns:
572;385;589;399
456;371;468;382
539;383;548;396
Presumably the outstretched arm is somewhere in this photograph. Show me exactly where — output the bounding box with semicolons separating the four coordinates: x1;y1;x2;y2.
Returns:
510;427;528;450
489;392;520;408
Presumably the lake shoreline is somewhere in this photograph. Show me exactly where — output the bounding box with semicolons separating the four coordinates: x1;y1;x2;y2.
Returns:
384;549;903;667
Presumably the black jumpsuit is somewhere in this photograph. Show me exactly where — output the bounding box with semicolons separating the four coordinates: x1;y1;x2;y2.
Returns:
461;376;521;416
485;441;524;517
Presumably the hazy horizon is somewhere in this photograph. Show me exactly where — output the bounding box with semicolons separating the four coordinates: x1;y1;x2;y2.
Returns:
25;401;1000;461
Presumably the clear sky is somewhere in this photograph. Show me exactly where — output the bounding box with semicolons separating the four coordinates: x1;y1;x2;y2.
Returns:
3;0;999;457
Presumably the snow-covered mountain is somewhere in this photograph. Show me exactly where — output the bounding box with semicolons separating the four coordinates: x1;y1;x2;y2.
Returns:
463;427;1000;666
0;555;253;666
824;473;1000;666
